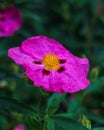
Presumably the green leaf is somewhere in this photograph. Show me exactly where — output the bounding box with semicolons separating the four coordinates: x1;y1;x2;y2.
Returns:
84;77;104;95
53;116;89;130
0;97;37;116
46;93;66;115
26;116;42;130
46;117;55;130
93;128;104;130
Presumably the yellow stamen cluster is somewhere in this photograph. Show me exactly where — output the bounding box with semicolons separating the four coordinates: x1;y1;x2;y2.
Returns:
42;54;60;70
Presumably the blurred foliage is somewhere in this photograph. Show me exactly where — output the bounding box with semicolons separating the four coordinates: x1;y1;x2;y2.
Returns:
0;0;104;130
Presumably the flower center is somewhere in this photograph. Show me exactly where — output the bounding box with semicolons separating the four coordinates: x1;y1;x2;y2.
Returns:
42;54;60;70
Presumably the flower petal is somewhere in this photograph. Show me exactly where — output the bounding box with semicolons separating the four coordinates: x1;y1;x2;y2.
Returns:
26;65;52;91
0;22;14;36
75;57;89;76
0;6;22;37
21;36;72;59
62;73;90;93
49;71;65;93
61;58;90;92
21;36;51;59
3;6;22;30
8;47;34;67
50;71;90;93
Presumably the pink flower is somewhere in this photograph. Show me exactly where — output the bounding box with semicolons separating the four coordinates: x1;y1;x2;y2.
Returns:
8;36;90;93
0;6;22;37
13;124;25;130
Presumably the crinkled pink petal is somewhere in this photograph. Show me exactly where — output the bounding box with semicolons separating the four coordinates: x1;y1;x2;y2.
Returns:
0;6;22;37
26;65;44;87
13;124;25;130
65;57;89;81
50;71;80;93
21;36;73;60
8;47;34;67
26;65;51;91
74;57;89;76
21;36;51;59
49;71;65;93
62;58;90;92
62;73;90;93
26;65;64;93
50;71;90;93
